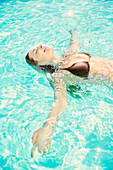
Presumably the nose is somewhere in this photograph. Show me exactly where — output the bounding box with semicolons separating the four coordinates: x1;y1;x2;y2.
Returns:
39;44;42;48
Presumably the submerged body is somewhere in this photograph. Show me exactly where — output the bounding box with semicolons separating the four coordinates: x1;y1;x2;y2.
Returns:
61;55;113;87
25;30;113;156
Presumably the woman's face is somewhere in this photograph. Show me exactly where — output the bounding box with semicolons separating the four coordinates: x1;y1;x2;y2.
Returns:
27;45;55;65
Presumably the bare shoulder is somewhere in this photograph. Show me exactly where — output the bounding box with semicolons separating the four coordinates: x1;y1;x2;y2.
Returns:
61;53;91;68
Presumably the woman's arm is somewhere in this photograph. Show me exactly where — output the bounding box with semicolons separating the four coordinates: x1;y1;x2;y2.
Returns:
62;29;80;58
31;72;67;156
45;73;67;127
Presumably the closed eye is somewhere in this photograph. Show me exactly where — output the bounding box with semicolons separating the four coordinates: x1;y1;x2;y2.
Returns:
35;50;38;54
34;46;44;55
34;48;39;54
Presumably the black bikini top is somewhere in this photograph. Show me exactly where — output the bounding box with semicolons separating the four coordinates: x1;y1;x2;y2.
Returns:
64;61;90;77
40;52;91;77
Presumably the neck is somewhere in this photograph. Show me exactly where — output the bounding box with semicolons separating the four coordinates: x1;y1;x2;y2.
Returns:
50;56;62;65
39;55;62;66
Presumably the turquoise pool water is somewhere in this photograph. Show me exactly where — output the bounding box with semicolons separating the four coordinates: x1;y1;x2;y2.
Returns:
0;0;113;169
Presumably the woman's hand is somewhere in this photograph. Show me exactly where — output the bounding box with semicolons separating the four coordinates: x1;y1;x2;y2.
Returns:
31;124;53;157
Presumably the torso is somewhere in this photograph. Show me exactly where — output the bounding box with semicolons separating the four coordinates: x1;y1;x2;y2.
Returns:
61;54;113;79
45;53;113;87
89;56;113;77
53;54;113;87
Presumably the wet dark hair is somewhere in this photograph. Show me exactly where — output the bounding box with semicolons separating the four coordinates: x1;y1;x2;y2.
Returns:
25;53;37;65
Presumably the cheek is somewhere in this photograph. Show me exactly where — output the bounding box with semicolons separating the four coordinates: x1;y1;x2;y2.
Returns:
45;51;49;58
33;54;39;61
38;52;47;61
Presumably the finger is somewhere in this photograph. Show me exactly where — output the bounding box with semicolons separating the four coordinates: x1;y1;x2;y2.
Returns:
31;144;37;158
37;145;42;153
47;142;51;151
42;146;47;153
46;139;51;151
32;132;39;143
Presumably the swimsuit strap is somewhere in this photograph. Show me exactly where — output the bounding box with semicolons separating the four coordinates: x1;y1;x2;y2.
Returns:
78;52;91;59
78;52;91;62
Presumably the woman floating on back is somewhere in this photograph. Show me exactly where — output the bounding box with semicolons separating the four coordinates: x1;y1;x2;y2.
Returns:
26;29;113;157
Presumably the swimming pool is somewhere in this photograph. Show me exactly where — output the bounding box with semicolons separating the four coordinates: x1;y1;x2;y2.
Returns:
0;0;113;169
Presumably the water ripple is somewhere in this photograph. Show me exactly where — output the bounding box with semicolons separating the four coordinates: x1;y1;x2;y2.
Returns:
0;0;113;169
